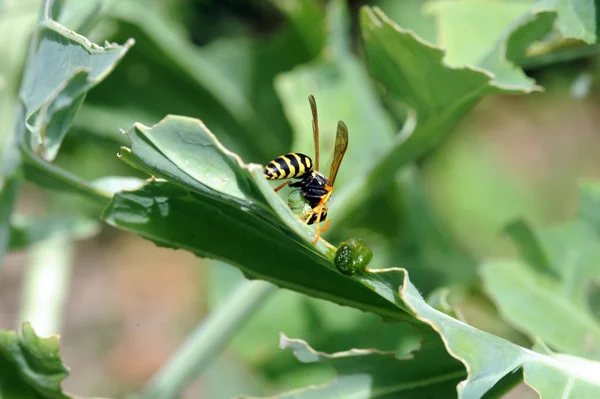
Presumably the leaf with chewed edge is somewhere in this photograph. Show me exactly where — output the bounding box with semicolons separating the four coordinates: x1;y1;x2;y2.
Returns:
19;1;133;161
103;115;414;322
262;332;465;398
104;116;600;398
249;269;600;398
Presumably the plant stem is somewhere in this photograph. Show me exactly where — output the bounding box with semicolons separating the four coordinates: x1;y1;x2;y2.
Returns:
520;43;600;70
21;146;111;207
142;279;277;399
18;235;74;336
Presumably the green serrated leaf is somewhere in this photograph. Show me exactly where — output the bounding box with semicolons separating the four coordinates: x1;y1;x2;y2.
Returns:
329;6;528;229
480;0;600;87
255;270;600;398
534;0;598;44
427;0;599;87
12;0;133;208
426;0;532;67
479;10;556;89
372;0;437;44
19;14;133;161
103;112;600;398
0;323;70;399
103;115;413;321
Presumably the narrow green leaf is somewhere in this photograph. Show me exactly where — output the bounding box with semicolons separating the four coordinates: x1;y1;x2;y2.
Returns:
0;323;70;399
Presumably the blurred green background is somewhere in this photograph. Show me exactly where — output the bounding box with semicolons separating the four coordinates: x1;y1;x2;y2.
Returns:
1;0;599;397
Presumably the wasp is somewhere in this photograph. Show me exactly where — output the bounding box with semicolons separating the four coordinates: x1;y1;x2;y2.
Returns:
263;95;349;244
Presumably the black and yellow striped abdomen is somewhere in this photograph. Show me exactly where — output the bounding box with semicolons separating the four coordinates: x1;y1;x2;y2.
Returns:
263;153;313;180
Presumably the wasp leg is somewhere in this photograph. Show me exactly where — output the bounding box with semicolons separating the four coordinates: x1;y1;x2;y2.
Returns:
274;181;290;192
311;207;325;244
299;210;312;224
321;217;330;233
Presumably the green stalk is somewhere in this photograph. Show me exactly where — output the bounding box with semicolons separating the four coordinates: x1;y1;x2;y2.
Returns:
21;146;111;207
520;43;600;70
143;279;277;399
18;235;74;335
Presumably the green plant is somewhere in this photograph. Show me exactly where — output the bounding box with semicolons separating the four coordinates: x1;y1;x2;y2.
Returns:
2;0;600;398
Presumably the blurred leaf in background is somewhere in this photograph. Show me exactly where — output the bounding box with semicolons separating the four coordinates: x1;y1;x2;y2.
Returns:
483;185;600;360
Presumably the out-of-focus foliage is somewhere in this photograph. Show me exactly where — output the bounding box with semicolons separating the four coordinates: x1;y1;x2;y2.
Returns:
483;184;600;360
3;0;600;398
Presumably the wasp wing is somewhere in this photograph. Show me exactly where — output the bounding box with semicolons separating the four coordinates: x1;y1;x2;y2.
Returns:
328;121;348;187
